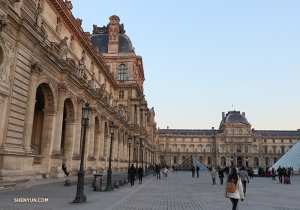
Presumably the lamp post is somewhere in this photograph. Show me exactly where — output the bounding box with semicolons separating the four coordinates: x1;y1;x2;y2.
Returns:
127;135;132;181
105;121;116;191
141;144;145;176
73;102;91;203
135;139;139;168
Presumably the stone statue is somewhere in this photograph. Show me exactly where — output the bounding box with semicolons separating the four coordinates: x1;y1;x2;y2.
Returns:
0;15;9;32
1;42;14;82
78;57;85;78
58;37;68;61
109;93;113;107
36;2;43;28
90;73;96;89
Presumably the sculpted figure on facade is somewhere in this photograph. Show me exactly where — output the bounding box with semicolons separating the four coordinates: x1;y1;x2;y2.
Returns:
90;73;96;89
109;93;113;107
58;36;68;61
36;1;43;28
1;41;15;82
77;57;85;78
0;14;9;32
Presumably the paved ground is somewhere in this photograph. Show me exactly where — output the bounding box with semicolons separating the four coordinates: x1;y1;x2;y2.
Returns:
0;170;299;210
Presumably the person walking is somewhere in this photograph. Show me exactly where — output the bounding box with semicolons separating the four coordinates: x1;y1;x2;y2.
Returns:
277;166;283;184
211;167;217;185
191;166;196;178
237;166;249;196
218;167;225;185
248;167;254;179
271;168;276;180
129;164;136;187
196;166;200;178
138;166;143;184
225;167;245;210
163;166;169;178
156;164;161;179
62;163;69;177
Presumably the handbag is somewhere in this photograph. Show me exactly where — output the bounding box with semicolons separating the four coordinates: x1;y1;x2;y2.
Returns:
226;181;236;193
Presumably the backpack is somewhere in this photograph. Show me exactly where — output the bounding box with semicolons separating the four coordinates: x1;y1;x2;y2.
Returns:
226;181;236;193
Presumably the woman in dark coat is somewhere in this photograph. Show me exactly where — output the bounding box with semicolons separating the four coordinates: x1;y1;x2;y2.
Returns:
138;166;143;184
218;167;225;185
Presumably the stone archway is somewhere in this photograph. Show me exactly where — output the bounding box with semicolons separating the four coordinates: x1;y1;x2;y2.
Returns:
31;83;55;176
253;157;259;167
31;83;55;156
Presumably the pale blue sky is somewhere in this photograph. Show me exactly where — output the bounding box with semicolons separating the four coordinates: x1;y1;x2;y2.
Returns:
71;0;300;130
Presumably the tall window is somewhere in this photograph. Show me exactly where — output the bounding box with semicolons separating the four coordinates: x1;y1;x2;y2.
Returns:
245;146;248;153
119;90;124;99
118;64;127;80
236;145;241;153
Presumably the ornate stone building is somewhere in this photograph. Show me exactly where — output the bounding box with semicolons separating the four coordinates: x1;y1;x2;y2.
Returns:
0;0;157;182
158;111;300;168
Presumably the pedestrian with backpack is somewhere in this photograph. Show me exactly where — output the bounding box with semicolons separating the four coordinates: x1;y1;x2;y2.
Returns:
225;167;244;210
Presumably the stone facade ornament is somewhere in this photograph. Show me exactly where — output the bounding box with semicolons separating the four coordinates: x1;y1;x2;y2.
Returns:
0;14;9;32
59;36;68;61
30;58;43;75
109;93;113;107
0;41;15;82
64;0;73;10
58;82;68;92
89;73;96;90
35;1;43;28
77;57;85;78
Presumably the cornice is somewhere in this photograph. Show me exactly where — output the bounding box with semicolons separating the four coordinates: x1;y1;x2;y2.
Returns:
49;0;117;87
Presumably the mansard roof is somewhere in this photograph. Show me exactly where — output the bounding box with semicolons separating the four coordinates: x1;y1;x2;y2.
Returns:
159;129;218;136
253;130;300;137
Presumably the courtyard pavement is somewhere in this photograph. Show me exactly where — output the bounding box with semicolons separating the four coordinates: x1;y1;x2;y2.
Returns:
0;170;299;210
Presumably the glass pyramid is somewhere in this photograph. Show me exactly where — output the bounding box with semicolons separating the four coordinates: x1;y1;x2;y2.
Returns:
178;155;207;170
269;140;300;174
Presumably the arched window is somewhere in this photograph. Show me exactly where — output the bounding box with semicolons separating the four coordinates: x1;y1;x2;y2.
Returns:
118;64;127;80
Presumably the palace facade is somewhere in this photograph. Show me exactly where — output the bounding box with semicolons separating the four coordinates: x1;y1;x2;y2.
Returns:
0;0;157;182
158;111;300;168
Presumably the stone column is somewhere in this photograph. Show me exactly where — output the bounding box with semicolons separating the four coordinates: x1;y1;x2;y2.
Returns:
99;118;105;158
73;97;84;157
52;84;67;155
23;60;43;153
88;108;96;158
64;119;75;166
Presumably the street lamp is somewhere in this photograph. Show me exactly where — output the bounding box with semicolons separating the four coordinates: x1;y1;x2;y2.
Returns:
141;144;145;176
135;139;139;168
73;102;91;203
105;121;116;191
128;135;132;181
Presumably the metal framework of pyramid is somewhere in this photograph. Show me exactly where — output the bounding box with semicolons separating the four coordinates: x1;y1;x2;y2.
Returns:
269;140;300;174
177;155;207;171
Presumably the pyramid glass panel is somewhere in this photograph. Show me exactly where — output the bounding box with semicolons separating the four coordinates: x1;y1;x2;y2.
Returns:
178;155;207;170
269;140;300;174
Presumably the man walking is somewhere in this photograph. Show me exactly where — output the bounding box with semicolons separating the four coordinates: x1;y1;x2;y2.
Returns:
129;164;136;187
156;164;161;179
196;166;200;178
238;166;249;196
277;166;283;184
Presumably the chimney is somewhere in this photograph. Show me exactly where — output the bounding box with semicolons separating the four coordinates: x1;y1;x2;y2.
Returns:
108;15;120;54
222;112;225;119
242;112;245;116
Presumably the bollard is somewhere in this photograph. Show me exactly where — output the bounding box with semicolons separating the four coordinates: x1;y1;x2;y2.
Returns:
64;179;71;186
93;174;103;191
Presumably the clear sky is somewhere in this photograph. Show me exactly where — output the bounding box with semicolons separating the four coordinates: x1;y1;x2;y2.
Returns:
71;0;300;130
